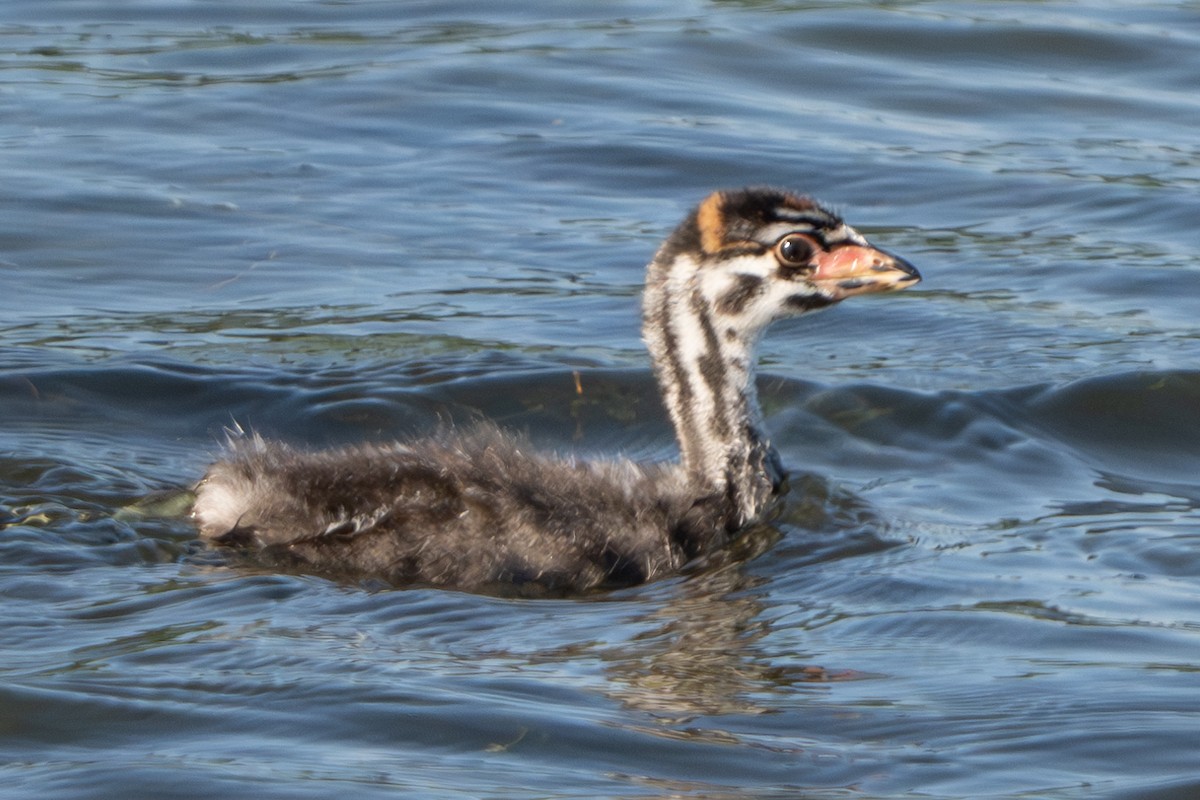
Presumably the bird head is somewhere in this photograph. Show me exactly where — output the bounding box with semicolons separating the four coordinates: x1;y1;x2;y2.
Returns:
648;187;920;336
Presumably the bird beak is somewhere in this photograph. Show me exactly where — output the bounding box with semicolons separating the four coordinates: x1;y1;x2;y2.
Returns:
810;245;921;300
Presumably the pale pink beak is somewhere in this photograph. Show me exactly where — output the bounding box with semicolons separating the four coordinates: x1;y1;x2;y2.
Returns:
811;245;921;300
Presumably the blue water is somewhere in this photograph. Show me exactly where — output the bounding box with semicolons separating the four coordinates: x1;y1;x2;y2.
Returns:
3;2;1200;798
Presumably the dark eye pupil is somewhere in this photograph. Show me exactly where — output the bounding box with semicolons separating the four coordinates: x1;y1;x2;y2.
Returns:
778;236;812;266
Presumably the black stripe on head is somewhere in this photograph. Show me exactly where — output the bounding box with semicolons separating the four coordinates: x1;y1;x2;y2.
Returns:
719;187;841;239
715;274;764;316
770;205;840;231
663;188;846;265
785;293;836;312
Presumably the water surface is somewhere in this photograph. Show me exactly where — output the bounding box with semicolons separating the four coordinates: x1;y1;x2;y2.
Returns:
2;2;1200;798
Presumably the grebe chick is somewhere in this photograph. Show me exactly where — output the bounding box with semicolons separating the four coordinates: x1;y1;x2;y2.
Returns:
192;188;920;594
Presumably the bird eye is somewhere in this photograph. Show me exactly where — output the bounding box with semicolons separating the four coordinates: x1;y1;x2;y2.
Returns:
774;234;815;268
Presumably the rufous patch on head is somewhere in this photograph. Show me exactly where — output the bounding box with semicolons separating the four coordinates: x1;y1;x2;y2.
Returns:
696;191;728;255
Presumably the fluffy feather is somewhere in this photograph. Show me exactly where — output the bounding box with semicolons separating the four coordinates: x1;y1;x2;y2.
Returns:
192;187;919;594
194;427;734;594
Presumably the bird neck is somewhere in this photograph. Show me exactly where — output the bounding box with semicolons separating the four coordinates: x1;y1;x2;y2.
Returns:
642;251;783;526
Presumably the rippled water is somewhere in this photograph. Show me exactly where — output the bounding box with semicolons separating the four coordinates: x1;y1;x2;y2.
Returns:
3;2;1200;798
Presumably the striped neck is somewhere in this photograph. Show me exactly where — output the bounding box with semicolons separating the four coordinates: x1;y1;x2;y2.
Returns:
642;246;784;526
640;187;919;525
